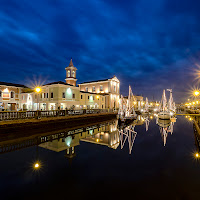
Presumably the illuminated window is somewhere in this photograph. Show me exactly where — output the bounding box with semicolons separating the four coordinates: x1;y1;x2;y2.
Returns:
85;87;88;92
72;71;75;77
67;70;70;77
11;91;14;98
62;92;65;98
92;86;95;92
100;85;103;91
51;92;53;98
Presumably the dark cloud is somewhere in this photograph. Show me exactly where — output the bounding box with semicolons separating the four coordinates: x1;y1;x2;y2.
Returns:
0;0;200;102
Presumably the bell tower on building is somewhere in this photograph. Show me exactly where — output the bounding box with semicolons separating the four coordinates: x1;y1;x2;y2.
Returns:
65;58;77;86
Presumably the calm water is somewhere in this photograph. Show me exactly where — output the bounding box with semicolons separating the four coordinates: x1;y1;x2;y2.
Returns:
0;116;200;199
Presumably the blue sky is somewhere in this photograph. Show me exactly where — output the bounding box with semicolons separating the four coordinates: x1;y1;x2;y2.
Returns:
0;0;200;102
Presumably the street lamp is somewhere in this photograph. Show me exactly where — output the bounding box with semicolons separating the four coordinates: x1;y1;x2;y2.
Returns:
35;87;41;110
194;90;200;96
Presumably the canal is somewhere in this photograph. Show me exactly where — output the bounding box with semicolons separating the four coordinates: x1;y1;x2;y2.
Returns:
0;115;200;199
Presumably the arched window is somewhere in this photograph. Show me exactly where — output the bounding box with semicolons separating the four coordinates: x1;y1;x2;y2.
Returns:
67;70;70;77
11;91;14;98
72;71;75;77
0;90;2;98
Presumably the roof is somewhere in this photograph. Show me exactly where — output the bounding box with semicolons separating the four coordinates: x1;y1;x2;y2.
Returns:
0;81;28;88
79;78;110;85
69;58;73;67
43;81;78;87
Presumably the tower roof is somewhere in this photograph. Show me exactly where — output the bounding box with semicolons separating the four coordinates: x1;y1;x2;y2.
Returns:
69;58;74;67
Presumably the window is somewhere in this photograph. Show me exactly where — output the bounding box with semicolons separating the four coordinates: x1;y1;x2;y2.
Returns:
102;105;103;109
40;93;42;98
92;86;95;92
100;85;103;91
72;93;75;99
88;96;89;100
85;87;88;92
51;92;53;98
0;91;1;98
72;71;75;77
46;93;48;98
22;95;25;100
11;91;14;98
93;96;94;100
67;70;70;77
62;92;65;98
114;85;116;92
81;95;83;99
44;93;46;98
35;94;37;99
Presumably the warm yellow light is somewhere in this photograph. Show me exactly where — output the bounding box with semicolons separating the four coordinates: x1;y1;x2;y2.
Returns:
195;153;199;158
194;90;200;96
150;103;153;106
189;117;192;121
35;87;41;93
150;116;153;119
189;103;192;105
34;162;40;169
3;88;9;92
105;89;108;93
156;103;159;106
196;101;199;104
96;95;99;99
192;102;195;105
133;101;137;105
96;139;99;142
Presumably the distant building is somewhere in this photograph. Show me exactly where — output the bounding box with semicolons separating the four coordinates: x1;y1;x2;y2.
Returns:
0;82;27;111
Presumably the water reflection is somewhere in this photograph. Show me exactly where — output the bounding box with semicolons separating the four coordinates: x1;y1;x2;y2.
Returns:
156;117;176;146
0;115;179;159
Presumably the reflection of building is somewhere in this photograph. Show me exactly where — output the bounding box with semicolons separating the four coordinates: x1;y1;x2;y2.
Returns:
39;120;120;155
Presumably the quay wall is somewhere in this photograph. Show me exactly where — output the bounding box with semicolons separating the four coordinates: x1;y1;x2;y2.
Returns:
0;113;117;137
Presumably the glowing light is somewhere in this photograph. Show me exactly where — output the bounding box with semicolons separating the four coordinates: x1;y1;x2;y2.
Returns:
96;139;99;142
35;87;41;93
105;89;108;93
194;90;200;96
34;162;40;169
65;136;72;147
195;153;199;158
196;101;199;104
156;103;159;106
3;88;9;93
133;101;137;105
193;102;195;105
67;88;72;95
189;117;192;121
170;112;173;116
150;103;153;106
150;116;153;119
96;95;99;99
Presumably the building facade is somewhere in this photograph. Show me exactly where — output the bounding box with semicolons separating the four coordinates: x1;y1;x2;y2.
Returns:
0;59;122;111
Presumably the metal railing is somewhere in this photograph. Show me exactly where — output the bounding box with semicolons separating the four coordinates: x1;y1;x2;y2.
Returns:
0;109;116;121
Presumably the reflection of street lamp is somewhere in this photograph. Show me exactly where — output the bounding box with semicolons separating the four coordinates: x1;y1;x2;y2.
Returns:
193;90;199;110
35;87;41;110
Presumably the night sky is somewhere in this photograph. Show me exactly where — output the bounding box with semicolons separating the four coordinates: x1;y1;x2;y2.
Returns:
1;0;200;102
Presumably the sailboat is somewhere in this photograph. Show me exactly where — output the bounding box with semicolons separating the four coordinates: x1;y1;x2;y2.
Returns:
118;85;137;124
158;89;171;119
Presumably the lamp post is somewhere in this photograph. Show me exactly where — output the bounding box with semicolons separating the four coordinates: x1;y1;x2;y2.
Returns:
35;87;41;111
193;90;200;110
